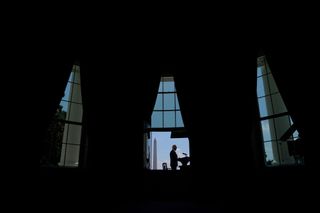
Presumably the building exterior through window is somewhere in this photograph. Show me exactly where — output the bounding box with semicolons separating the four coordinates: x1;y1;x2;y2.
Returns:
40;64;83;167
257;56;303;166
144;76;190;170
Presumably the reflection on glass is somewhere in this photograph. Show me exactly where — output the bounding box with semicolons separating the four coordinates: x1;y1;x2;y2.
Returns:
152;111;163;128
164;111;175;127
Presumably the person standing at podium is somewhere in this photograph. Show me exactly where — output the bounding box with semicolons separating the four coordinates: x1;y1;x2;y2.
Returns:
170;145;178;170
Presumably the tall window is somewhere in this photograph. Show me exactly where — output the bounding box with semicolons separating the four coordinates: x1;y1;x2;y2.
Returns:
152;76;184;128
144;76;190;170
40;64;83;167
257;57;302;166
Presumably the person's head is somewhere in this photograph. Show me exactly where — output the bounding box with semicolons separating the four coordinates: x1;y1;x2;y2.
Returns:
172;145;177;151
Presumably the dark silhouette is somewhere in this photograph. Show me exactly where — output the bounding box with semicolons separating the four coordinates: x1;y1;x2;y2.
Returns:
170;145;178;170
178;153;190;170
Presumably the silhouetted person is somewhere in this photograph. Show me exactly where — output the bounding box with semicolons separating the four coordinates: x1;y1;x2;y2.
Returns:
170;145;178;170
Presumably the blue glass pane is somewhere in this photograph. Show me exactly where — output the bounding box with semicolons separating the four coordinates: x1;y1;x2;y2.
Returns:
152;111;163;128
175;94;180;110
164;111;175;127
60;100;69;113
154;94;162;110
293;130;299;138
257;67;263;77
258;97;268;117
163;81;175;92
62;82;72;101
264;141;274;162
176;111;184;127
158;81;163;92
257;77;265;97
261;120;271;141
164;94;175;110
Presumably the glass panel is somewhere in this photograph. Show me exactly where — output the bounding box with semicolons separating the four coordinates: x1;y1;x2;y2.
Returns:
163;81;175;92
69;103;83;123
74;68;81;84
71;84;82;103
164;111;175;128
265;60;272;74
257;66;263;77
261;65;268;75
59;100;69;115
274;116;291;140
176;111;184;127
257;77;265;97
62;82;72;101
65;145;80;167
267;74;278;95
68;72;74;82
154;94;162;110
59;144;66;165
271;93;287;114
293;130;299;138
67;124;82;145
261;120;271;141
175;94;180;110
158;81;163;92
152;111;163;128
266;119;278;141
164;93;175;110
264;141;274;163
62;123;69;143
258;97;269;117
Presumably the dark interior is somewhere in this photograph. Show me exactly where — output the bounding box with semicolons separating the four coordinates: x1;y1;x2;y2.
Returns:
39;38;319;212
